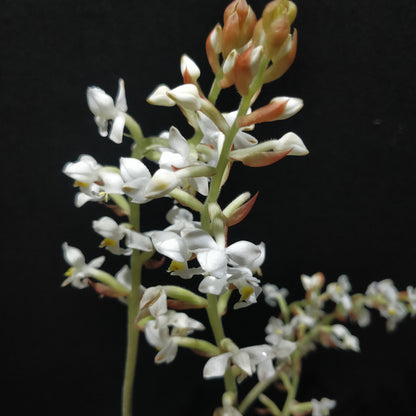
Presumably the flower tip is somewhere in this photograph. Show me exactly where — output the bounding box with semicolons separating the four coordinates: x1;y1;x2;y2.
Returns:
147;84;176;107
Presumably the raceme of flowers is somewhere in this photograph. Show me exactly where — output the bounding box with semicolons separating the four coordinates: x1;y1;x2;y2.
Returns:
61;1;415;416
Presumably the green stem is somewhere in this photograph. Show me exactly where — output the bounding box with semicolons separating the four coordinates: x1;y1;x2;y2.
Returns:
238;372;280;414
281;352;301;416
122;202;142;416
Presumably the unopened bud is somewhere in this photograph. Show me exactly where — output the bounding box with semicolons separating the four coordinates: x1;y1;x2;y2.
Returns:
229;132;308;167
181;54;201;83
238;96;303;127
147;84;175;106
219;49;238;89
145;169;180;199
206;24;223;74
167;84;202;111
262;0;290;31
233;45;263;96
263;29;297;83
137;286;167;321
222;0;257;57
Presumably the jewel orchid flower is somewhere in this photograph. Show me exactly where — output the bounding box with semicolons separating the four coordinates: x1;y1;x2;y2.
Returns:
62;154;123;207
92;216;153;255
87;78;127;144
61;242;105;289
311;398;337;416
203;344;276;380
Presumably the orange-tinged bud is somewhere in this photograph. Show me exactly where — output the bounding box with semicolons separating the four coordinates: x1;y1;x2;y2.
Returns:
206;24;222;74
233;46;255;96
238;96;303;127
222;0;257;57
262;0;289;32
226;192;259;226
287;1;297;24
263;15;290;59
263;29;297;83
224;0;249;23
238;98;288;127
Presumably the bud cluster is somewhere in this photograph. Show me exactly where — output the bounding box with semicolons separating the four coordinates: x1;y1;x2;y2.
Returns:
60;2;414;416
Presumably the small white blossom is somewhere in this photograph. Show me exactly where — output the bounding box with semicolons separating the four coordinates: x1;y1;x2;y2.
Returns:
301;272;325;291
203;344;275;380
262;283;289;307
61;242;105;289
311;398;337;416
326;274;352;312
330;324;360;352
92;216;153;255
87;79;127;144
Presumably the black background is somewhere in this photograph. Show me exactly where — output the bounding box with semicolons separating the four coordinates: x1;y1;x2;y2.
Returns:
2;0;416;415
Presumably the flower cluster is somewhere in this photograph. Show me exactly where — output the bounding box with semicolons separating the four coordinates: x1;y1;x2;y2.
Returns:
61;1;414;416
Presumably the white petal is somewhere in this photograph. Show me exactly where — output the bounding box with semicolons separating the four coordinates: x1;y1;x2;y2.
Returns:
167;84;201;111
109;114;125;144
168;126;190;159
198;275;228;295
124;229;153;252
196;249;228;278
274;132;309;156
144;169;180;199
270;97;303;120
232;351;252;375
115;78;128;112
120;157;151;183
62;242;85;267
92;216;124;241
180;54;201;80
203;353;232;379
151;231;190;262
87;255;106;270
100;170;124;194
181;229;217;251
147;84;175;106
226;241;264;268
86;87;116;119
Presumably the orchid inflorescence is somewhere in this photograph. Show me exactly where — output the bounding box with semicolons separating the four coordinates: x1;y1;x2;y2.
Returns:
61;1;415;415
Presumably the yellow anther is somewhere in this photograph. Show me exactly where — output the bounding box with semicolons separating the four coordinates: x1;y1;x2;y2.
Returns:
100;238;117;248
64;267;74;277
168;260;186;272
99;191;110;203
388;307;396;316
240;286;254;300
74;180;89;188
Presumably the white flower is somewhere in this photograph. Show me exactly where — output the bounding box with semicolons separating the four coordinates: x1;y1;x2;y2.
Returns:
118;157;152;203
92;216;153;255
182;229;264;279
227;267;262;309
262;283;289;307
300;272;325;291
164;205;200;234
138;286;168;319
311;398;337;416
87;79;127;143
62;154;124;207
149;230;191;263
329;324;360;352
203;344;275;380
145;310;204;364
61;242;105;289
366;279;408;331
158;126;197;169
180;54;201;81
326;274;352;312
